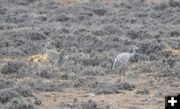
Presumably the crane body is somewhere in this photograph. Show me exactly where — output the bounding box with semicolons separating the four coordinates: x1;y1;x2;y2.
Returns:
43;40;64;69
113;46;139;81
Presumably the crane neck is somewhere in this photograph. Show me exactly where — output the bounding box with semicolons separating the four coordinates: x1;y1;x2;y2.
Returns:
133;48;136;54
130;47;137;58
43;41;50;53
130;52;135;58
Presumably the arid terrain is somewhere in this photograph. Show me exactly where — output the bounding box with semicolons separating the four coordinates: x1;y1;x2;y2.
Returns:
0;0;180;109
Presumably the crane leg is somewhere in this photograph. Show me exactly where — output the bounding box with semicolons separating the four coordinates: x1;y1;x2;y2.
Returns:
118;71;122;82
123;70;126;81
119;73;121;82
51;64;54;69
121;70;125;81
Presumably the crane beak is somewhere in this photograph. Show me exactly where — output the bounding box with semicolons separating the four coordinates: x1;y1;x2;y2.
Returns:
135;46;140;53
135;46;139;50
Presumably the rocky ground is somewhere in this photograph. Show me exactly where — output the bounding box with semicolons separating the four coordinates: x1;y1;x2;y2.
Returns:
0;0;180;109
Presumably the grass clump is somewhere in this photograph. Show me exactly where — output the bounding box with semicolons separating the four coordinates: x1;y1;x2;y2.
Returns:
0;88;21;104
1;61;30;75
4;97;34;109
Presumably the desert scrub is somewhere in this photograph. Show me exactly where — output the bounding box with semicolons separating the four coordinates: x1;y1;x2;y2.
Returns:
1;61;31;76
93;8;107;16
14;85;33;97
128;106;138;109
60;61;83;74
7;0;36;5
4;97;34;109
43;81;66;92
126;29;142;40
0;88;21;104
60;99;110;109
169;0;180;7
80;99;110;109
136;88;149;95
0;78;16;90
36;67;53;79
118;82;136;90
170;59;180;78
21;78;65;92
80;99;98;109
69;52;100;66
72;77;89;88
22;79;47;91
80;57;100;66
93;82;135;95
25;31;46;41
139;40;163;55
135;61;166;73
80;66;105;76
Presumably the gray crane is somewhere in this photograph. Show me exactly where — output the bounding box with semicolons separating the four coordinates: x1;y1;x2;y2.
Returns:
112;46;139;81
43;39;64;69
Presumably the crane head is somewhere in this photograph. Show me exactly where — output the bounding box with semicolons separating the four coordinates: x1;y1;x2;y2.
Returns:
43;39;51;52
133;46;139;51
46;39;51;44
132;46;139;54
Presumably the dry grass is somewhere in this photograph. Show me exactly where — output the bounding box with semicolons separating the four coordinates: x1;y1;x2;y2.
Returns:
163;43;180;57
28;54;49;63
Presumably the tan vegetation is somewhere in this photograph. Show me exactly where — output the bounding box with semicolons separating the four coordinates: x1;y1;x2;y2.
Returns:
163;43;180;57
28;54;49;63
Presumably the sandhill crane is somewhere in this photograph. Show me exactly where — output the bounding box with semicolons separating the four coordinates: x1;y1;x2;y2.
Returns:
43;39;64;69
113;46;139;81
